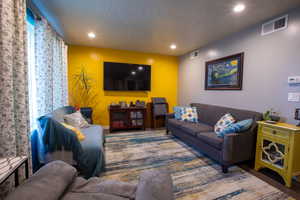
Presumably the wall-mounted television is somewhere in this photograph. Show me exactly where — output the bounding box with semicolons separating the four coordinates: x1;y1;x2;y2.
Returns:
104;62;151;91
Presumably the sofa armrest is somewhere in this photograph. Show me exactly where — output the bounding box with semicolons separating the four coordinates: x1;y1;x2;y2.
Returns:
135;169;174;200
222;131;256;163
165;113;175;133
166;113;175;120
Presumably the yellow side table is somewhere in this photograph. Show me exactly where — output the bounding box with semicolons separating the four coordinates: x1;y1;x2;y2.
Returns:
255;121;300;187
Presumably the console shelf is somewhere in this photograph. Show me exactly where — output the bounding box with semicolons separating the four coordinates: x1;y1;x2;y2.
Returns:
109;106;146;133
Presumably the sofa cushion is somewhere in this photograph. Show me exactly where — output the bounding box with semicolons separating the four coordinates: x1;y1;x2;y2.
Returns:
180;122;214;136
196;132;224;150
6;161;77;200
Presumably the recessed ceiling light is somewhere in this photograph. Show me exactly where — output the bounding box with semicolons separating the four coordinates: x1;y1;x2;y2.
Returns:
88;32;96;39
233;4;245;13
170;44;177;50
131;71;136;75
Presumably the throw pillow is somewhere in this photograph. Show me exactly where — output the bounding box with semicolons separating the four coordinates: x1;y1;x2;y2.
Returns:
61;123;86;141
64;111;90;129
214;113;236;137
174;106;184;120
235;119;253;132
179;107;198;123
216;118;253;138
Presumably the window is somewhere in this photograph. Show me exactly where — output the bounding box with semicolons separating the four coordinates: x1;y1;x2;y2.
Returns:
26;9;38;131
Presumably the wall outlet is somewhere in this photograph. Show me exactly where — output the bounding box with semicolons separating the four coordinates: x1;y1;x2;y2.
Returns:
288;93;300;102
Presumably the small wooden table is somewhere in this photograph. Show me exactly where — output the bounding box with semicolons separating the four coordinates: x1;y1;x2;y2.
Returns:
109;106;146;132
0;156;29;187
255;121;300;187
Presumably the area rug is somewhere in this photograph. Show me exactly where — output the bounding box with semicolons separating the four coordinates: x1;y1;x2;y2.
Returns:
101;130;293;200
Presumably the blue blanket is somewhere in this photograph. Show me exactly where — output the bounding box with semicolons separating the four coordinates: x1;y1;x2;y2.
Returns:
31;116;105;178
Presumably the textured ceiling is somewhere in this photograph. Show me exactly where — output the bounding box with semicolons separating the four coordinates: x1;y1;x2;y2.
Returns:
32;0;300;56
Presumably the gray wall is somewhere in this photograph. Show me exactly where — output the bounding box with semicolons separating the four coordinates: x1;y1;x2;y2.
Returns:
178;7;300;124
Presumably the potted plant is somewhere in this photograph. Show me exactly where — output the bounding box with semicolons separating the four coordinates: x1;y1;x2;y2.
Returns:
71;67;99;123
263;108;280;122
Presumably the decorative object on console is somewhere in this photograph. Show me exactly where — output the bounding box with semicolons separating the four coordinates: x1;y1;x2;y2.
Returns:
295;108;300;126
135;100;146;108
263;108;280;123
205;53;244;90
130;101;135;107
119;101;127;108
151;97;169;129
255;121;300;187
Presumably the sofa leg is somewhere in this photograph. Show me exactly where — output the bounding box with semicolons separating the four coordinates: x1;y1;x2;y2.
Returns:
222;165;228;173
166;129;169;135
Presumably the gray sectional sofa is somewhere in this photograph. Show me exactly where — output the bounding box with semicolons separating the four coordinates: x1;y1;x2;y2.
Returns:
6;161;174;200
166;103;262;173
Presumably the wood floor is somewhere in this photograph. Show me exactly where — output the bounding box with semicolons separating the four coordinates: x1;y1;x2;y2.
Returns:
239;163;300;200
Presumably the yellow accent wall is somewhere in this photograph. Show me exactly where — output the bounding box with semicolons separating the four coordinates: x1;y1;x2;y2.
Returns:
68;45;178;126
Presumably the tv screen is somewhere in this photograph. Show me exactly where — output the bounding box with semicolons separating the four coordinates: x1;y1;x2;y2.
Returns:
104;62;151;91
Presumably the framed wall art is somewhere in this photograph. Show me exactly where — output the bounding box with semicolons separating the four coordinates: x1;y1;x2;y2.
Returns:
205;52;244;90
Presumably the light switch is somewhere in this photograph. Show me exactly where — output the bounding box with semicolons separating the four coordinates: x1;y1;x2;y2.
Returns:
288;93;300;102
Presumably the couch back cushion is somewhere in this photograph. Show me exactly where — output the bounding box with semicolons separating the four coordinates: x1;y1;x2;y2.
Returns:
190;103;262;131
47;106;76;123
6;161;77;200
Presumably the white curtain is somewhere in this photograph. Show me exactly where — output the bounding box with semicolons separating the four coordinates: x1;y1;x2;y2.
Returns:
0;0;30;197
33;18;68;121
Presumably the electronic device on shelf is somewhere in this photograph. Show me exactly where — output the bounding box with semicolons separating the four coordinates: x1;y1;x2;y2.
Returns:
295;108;300;126
135;100;145;108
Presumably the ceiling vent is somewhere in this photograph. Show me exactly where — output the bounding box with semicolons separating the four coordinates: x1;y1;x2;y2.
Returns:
190;50;200;59
261;15;288;36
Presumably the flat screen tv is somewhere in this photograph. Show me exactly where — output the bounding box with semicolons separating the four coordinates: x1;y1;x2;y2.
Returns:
104;62;151;91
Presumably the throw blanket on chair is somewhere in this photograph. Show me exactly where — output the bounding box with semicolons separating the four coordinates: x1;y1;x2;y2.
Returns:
31;117;105;178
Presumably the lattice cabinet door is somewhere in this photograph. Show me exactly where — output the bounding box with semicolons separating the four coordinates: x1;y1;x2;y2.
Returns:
261;139;288;169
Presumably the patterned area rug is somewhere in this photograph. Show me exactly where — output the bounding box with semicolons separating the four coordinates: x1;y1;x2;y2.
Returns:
101;130;293;200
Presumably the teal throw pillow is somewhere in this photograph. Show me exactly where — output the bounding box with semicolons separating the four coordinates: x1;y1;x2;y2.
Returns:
174;106;183;120
216;119;253;138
